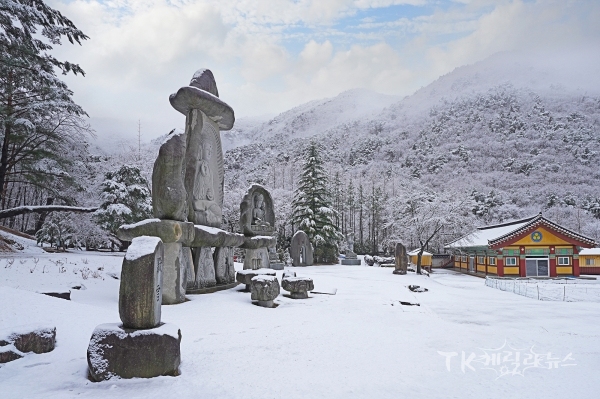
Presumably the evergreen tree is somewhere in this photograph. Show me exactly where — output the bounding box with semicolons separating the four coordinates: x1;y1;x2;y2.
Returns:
94;166;152;248
291;142;341;263
0;0;90;205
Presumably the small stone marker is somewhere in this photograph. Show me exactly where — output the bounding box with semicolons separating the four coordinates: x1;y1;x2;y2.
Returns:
393;242;408;275
282;277;314;299
290;230;313;266
119;236;164;329
214;246;235;285
162;242;186;305
250;275;280;308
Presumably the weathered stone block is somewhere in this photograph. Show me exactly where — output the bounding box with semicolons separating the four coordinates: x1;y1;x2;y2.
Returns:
87;323;181;381
119;236;164;329
190;225;245;248
118;219;194;244
0;346;23;363
341;258;362;265
193;247;216;288
282;277;314;299
250;275;280;307
236;269;276;290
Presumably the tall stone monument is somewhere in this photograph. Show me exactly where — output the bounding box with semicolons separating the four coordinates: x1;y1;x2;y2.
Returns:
87;236;182;381
341;232;361;265
393;242;408;275
290;230;313;266
240;184;277;270
117;69;275;298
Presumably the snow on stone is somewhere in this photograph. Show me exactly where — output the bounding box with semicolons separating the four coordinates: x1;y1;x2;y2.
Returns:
121;218;161;229
251;275;277;282
194;225;225;235
237;268;276;275
125;236;162;261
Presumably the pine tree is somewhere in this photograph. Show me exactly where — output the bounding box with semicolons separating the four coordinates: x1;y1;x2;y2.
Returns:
291;142;341;263
94;166;152;248
0;0;90;205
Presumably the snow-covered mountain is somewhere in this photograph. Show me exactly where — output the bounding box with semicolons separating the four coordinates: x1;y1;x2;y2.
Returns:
223;48;600;234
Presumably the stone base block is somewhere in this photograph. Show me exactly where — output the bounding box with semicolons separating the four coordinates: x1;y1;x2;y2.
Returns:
87;323;181;381
393;269;407;275
341;259;362;265
270;262;285;270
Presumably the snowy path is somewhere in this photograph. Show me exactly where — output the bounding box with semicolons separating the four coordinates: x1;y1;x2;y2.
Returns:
1;256;599;399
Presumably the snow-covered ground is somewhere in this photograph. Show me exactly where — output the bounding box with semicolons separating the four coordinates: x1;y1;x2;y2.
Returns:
1;251;599;399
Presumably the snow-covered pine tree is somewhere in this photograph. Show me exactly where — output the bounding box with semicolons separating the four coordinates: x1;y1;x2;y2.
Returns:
0;0;90;207
93;166;152;249
291;142;341;263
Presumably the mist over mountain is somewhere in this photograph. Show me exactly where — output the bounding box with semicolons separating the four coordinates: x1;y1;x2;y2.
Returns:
222;49;600;240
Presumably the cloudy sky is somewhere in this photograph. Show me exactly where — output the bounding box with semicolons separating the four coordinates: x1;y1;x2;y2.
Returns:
48;0;600;143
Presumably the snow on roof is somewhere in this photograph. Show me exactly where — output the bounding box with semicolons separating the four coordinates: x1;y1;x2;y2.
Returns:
445;217;534;249
579;248;600;256
407;249;432;256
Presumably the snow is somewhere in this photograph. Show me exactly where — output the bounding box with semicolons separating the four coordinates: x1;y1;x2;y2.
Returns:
194;225;224;235
445;220;531;248
250;275;277;282
0;228;45;254
1;253;600;398
125;236;162;261
407;249;433;256
237;268;275;276
579;248;600;256
121;218;161;229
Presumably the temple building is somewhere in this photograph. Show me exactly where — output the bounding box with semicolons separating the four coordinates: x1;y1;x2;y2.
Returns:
445;213;597;277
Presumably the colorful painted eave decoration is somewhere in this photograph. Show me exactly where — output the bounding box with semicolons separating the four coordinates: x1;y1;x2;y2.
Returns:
488;215;596;248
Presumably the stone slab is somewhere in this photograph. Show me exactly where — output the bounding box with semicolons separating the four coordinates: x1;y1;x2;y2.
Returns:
118;219;194;244
87;323;181;381
119;236;163;329
190;225;245;248
152;131;187;221
214;246;235;285
193;247;216;289
341;259;362;265
243;247;269;270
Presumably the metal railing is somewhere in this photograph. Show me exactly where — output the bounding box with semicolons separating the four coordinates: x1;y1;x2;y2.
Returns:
485;277;600;302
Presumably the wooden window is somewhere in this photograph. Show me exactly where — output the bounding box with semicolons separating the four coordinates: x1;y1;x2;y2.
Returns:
462;255;467;262
558;257;570;265
585;258;595;266
505;257;517;266
477;256;485;264
489;257;496;265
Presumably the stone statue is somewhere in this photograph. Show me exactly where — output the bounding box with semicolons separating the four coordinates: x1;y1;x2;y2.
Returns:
393;242;408;275
341;232;360;265
252;193;271;228
291;230;313;266
192;140;221;227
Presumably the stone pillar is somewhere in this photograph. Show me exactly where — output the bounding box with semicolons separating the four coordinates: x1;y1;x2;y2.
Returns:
193;247;216;288
162;242;187;305
119;236;163;329
393;242;407;275
183;247;195;290
214;246;235;285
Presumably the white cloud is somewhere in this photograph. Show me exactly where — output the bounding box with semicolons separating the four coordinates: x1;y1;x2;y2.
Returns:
45;0;600;143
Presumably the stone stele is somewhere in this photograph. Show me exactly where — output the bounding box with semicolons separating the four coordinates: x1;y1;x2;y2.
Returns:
213;246;235;285
393;242;408;275
87;323;181;381
170;69;234;229
239;184;275;237
193;246;216;288
119;236;164;329
290;230;314;266
152;130;187;221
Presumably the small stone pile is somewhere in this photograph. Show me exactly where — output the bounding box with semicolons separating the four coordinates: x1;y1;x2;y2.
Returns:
0;326;56;364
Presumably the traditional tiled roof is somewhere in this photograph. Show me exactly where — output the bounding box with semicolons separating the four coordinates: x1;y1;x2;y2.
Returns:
489;213;595;247
445;213;596;249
